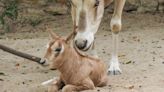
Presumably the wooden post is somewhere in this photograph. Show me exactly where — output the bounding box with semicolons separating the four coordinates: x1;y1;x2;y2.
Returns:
0;44;46;65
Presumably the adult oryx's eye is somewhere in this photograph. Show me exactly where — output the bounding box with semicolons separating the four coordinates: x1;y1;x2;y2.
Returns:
94;0;99;7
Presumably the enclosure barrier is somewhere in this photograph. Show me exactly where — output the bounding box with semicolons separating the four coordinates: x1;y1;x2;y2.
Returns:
0;44;46;65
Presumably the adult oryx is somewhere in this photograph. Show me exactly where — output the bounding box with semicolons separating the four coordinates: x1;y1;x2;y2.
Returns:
71;0;126;75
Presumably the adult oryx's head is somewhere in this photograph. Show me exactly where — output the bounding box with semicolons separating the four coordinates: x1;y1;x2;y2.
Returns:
71;0;105;51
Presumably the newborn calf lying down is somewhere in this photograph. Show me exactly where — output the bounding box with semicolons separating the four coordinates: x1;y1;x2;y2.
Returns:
42;29;108;92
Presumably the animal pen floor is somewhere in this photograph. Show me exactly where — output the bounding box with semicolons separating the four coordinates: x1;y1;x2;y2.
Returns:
0;12;164;92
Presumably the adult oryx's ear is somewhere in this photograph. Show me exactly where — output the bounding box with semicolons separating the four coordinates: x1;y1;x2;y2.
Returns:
65;30;76;43
46;26;59;40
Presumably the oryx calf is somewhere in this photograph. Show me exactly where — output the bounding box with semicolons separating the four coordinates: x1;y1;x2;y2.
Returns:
43;29;108;92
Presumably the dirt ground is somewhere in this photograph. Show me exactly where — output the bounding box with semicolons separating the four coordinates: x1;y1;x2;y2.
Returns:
0;11;164;92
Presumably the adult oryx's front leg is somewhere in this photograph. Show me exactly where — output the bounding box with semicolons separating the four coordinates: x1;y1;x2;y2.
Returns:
108;0;125;75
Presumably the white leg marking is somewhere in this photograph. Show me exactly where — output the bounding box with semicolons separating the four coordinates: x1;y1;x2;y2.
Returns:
108;33;121;75
41;77;58;86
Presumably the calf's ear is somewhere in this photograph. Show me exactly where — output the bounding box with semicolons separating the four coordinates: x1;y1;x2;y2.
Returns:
65;30;76;43
46;26;59;40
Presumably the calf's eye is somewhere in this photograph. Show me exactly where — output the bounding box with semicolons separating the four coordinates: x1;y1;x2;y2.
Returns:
55;48;61;52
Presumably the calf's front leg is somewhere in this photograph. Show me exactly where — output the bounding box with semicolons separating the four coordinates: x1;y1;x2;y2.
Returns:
48;77;65;92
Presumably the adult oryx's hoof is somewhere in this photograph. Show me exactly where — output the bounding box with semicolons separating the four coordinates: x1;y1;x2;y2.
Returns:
107;61;122;75
108;69;121;75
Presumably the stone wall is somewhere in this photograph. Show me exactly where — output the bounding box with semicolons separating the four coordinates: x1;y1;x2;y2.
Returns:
126;0;164;13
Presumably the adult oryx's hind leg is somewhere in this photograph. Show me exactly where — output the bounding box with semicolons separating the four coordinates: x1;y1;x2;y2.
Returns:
108;0;125;75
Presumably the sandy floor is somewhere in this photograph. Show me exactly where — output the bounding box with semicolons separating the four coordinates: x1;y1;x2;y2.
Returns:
0;12;164;92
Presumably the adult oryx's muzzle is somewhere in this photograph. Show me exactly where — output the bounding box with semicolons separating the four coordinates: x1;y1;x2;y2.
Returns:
74;31;94;51
75;39;88;50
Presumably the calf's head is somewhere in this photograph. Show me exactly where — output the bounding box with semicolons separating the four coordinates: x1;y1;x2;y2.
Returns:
44;28;75;69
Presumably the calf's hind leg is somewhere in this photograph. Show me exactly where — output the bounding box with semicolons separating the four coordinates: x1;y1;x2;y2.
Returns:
48;77;65;92
97;75;109;87
62;78;95;92
48;84;59;92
